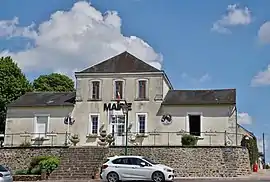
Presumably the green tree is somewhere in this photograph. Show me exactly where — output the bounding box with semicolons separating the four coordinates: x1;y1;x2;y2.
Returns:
241;135;259;166
0;57;32;133
33;73;75;92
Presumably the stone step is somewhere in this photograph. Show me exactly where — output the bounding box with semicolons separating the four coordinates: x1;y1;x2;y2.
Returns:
49;146;107;180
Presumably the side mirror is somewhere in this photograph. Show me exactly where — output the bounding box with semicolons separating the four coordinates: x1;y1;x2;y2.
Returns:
140;162;146;167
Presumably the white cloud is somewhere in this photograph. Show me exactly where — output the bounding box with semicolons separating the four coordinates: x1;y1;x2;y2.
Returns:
0;17;36;38
181;73;211;84
212;4;252;34
237;112;252;125
258;21;270;44
0;1;162;77
251;65;270;87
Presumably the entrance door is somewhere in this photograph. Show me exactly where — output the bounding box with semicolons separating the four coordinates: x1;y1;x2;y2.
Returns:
111;115;126;145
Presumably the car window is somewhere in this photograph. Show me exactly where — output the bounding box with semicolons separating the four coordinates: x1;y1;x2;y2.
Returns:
0;165;8;172
129;158;151;166
142;157;158;165
112;158;130;165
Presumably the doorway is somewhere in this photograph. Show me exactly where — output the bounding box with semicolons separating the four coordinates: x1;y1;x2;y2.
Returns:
110;114;126;145
189;115;201;136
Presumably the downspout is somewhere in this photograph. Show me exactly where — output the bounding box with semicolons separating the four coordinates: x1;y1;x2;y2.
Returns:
235;105;238;146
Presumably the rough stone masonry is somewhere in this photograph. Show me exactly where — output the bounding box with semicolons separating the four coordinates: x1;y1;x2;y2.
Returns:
0;146;251;178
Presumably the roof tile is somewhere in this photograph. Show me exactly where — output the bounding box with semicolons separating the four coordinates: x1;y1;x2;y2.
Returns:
162;89;236;105
78;51;161;73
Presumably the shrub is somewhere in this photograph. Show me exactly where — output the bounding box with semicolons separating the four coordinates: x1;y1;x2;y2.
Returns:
181;134;198;146
30;167;41;175
15;169;28;175
28;156;52;174
240;135;259;166
266;164;270;169
39;157;60;175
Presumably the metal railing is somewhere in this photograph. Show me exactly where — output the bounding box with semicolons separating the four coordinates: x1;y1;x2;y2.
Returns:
1;131;246;147
2;132;70;147
110;131;245;147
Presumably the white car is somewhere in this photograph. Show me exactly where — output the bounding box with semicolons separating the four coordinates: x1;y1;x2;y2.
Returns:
0;165;13;182
100;155;176;182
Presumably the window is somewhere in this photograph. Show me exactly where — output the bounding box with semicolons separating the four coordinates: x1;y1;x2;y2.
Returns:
189;115;201;136
114;80;123;99
142;157;158;165
35;115;49;138
112;158;130;165
90;114;99;134
136;113;147;133
92;81;100;100
138;80;147;99
111;157;150;166
129;158;151;166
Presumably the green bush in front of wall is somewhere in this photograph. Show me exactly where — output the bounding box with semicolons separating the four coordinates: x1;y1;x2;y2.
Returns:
15;156;60;176
28;156;51;174
39;157;60;175
240;135;259;166
181;134;198;146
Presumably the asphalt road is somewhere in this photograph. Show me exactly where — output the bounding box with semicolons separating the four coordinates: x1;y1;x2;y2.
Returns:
174;180;270;182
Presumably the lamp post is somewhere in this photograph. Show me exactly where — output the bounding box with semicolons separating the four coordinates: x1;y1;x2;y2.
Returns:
121;101;129;155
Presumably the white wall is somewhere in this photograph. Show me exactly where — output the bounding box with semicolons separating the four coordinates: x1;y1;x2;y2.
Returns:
72;72;170;146
5;106;74;146
152;105;237;146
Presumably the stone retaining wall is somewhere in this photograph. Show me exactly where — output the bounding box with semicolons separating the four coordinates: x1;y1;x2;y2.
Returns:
0;146;251;178
108;146;251;177
0;147;66;171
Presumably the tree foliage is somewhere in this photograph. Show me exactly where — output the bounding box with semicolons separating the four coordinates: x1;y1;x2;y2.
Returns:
241;135;259;166
0;57;32;133
33;73;75;92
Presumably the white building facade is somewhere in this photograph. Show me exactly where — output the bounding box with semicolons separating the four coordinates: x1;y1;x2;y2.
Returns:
4;51;243;147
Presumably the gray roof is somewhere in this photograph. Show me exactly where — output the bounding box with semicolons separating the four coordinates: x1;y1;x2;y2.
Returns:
7;92;75;107
78;51;161;73
162;89;236;105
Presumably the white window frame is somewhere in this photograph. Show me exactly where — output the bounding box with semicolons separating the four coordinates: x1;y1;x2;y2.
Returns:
89;113;100;135
34;114;50;138
186;112;202;137
89;79;102;100
113;79;125;100
136;78;149;100
136;113;148;133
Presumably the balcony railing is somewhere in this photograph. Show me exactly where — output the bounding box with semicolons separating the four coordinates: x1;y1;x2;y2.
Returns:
2;132;70;147
109;131;245;146
0;131;246;147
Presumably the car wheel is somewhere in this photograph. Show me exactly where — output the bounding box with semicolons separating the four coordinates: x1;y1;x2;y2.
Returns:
107;172;119;182
152;171;165;182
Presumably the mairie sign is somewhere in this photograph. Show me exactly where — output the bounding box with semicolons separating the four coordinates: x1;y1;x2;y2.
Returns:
103;101;132;111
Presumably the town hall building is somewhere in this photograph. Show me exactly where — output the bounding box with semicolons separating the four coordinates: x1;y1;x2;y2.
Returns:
4;51;248;147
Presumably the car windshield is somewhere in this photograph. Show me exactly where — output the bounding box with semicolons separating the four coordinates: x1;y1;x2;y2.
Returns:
142;157;158;165
0;165;8;172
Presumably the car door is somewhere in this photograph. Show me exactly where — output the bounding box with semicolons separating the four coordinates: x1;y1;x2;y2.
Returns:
128;157;154;180
111;157;135;180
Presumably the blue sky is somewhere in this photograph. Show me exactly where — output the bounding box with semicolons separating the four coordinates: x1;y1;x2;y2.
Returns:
1;0;270;154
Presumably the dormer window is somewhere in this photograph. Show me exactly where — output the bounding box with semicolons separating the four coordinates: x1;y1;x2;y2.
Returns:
114;80;124;99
